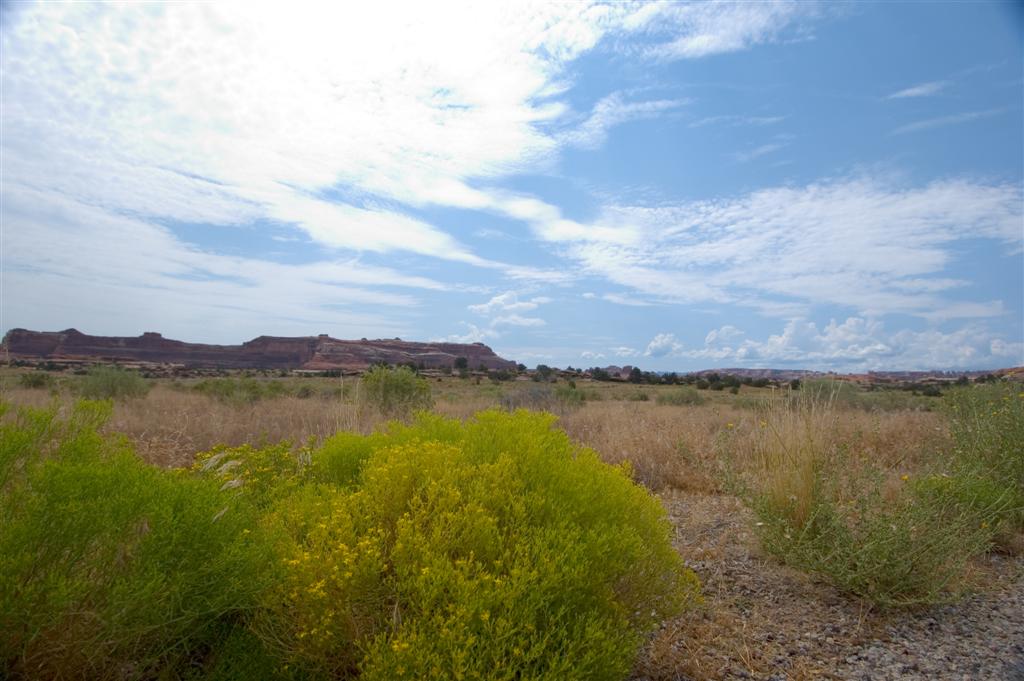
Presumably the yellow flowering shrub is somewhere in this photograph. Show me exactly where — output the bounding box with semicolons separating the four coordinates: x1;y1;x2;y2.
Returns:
259;410;700;680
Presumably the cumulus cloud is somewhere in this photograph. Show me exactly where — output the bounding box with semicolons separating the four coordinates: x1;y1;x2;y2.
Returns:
705;325;744;345
580;350;605;360
469;292;548;315
645;333;683;357
439;323;499;345
673;317;1024;370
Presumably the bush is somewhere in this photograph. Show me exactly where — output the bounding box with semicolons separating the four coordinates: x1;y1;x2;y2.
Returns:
194;377;289;404
940;384;1024;548
656;388;706;407
78;365;150;400
257;411;699;679
745;396;994;606
0;400;271;679
1;402;699;680
17;372;55;389
754;479;994;607
358;365;433;419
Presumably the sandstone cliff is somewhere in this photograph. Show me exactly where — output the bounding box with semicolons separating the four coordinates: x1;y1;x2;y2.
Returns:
2;328;517;371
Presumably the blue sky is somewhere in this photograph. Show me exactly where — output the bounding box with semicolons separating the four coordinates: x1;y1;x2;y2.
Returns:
2;1;1022;371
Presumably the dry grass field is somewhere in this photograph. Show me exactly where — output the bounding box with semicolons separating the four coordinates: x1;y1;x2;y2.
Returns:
2;368;1021;680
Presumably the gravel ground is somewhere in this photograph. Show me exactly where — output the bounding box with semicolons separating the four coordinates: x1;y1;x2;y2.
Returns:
633;490;1024;681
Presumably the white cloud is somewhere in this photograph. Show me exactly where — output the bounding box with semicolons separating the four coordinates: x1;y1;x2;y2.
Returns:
468;292;553;316
674;317;1023;370
492;314;547;328
645;333;683;357
603;292;658;307
2;186;440;341
733;142;786;163
705;325;744;345
690;114;786;128
580;350;605;360
562;92;687;149
614;346;640;358
887;81;948;99
892;109;1006;135
439;323;499;345
627;1;817;60
0;2;648;272
552;177;1022;319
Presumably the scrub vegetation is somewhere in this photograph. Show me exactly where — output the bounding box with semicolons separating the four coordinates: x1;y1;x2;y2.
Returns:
0;364;1020;679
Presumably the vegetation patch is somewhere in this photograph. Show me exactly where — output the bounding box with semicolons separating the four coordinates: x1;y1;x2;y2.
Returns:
1;399;694;680
740;391;1001;607
358;365;433;419
78;365;150;400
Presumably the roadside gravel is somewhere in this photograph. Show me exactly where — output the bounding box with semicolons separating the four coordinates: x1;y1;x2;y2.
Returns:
634;490;1024;681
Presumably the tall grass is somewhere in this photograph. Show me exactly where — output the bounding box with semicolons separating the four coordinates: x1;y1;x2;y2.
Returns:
939;384;1024;551
0;400;270;679
738;388;997;607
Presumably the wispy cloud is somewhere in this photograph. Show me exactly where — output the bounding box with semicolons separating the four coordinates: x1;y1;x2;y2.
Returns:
626;1;819;60
690;114;786;128
549;177;1021;320
892;108;1006;134
886;80;948;99
733;142;785;163
563;92;688;150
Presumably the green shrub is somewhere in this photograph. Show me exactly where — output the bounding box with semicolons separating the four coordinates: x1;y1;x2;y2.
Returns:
78;365;150;400
194;440;310;509
0;400;271;679
553;383;585;409
656;388;706;406
257;410;699;679
17;372;55;389
194;377;290;404
358;365;433;419
746;396;994;606
940;384;1024;546
754;471;994;607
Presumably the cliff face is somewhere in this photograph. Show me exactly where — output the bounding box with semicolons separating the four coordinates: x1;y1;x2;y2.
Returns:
2;329;516;371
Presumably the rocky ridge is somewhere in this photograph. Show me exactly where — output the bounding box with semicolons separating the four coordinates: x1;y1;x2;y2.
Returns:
2;328;517;372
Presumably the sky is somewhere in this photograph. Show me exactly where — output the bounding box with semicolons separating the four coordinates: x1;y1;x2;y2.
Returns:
1;1;1022;372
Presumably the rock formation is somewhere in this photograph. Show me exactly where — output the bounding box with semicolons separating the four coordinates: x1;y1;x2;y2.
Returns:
2;328;517;371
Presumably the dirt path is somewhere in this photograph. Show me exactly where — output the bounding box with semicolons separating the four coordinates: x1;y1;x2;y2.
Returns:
633;491;1024;681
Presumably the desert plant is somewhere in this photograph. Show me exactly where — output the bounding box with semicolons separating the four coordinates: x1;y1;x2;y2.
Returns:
656;388;706;407
255;410;699;679
78;365;150;400
17;372;55;389
0;400;271;679
939;384;1024;547
742;393;996;606
358;365;433;419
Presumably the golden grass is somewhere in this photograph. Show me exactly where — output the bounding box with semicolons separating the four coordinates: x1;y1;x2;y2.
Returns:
0;376;949;483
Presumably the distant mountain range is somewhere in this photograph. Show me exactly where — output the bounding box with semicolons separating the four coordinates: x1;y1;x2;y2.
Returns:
2;328;517;372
